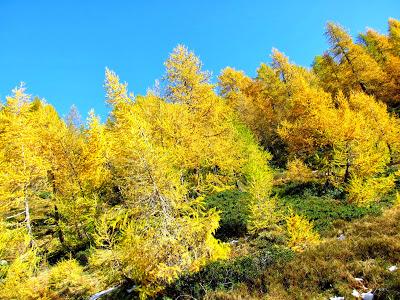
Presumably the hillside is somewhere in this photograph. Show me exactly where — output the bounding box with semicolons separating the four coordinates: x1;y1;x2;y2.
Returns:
0;18;400;300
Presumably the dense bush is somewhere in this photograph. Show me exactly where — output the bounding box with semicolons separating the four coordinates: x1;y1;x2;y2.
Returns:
274;182;393;234
205;190;251;239
161;245;293;299
0;258;98;300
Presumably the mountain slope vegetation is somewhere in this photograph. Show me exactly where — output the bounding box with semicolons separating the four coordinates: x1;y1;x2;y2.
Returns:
1;18;400;299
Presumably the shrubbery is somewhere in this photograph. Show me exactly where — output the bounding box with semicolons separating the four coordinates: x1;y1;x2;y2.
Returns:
162;245;293;299
274;181;393;234
0;258;98;300
205;190;251;239
285;213;320;252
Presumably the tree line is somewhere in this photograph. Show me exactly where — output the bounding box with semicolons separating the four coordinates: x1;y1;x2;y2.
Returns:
0;18;399;299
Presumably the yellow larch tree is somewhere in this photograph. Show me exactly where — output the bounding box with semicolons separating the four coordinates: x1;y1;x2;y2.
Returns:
0;86;48;298
90;46;276;297
0;85;50;246
91;68;230;298
360;28;400;104
314;23;388;103
388;18;400;55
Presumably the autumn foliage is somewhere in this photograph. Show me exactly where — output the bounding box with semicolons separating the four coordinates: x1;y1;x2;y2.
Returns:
1;18;400;299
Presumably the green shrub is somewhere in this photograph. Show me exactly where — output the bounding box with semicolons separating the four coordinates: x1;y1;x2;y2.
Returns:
205;190;251;239
277;193;389;234
161;243;294;299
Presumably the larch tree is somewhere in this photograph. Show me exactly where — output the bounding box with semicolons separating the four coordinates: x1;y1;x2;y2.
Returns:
360;28;400;105
0;86;49;298
90;46;277;297
389;18;400;55
0;85;50;247
91;68;230;298
315;23;388;102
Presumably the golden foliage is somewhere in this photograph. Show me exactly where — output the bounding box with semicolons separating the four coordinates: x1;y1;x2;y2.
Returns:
247;197;281;234
1;18;400;299
285;159;314;183
285;213;320;252
347;175;395;206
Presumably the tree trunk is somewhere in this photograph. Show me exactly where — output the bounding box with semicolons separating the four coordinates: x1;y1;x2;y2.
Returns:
343;159;351;184
340;45;369;94
54;205;65;244
24;195;34;247
48;170;65;245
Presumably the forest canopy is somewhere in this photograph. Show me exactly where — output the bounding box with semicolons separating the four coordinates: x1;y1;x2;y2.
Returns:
1;18;400;299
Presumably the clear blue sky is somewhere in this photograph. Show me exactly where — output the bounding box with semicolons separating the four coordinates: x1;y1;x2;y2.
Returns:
1;0;399;120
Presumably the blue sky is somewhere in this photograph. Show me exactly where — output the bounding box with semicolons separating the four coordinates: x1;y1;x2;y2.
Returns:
1;0;399;120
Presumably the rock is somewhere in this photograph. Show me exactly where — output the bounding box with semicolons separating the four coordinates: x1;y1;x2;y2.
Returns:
361;291;374;300
337;234;346;241
388;265;398;272
330;296;344;300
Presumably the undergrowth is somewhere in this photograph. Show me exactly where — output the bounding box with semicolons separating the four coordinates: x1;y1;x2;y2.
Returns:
156;183;400;300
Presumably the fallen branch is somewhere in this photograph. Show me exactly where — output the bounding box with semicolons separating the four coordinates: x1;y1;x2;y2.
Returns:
6;211;25;219
89;286;119;300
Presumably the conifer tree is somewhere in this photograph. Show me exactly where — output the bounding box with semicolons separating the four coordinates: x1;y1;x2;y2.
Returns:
91;67;231;298
360;28;400;104
0;85;50;246
314;23;388;102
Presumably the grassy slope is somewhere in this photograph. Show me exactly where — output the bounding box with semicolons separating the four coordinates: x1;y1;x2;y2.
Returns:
264;204;400;299
160;183;400;300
